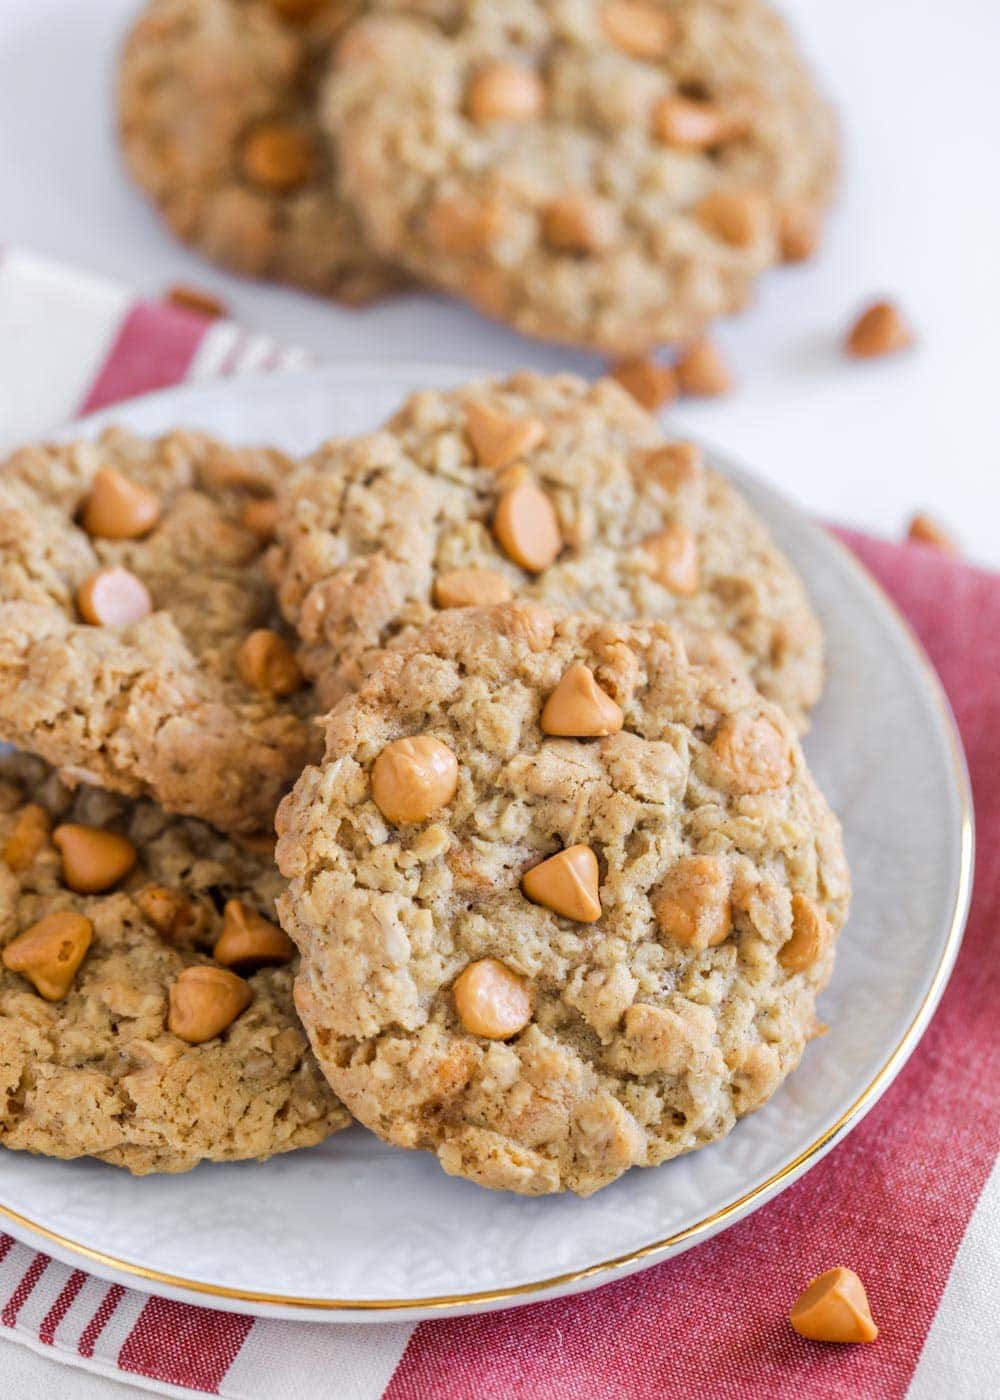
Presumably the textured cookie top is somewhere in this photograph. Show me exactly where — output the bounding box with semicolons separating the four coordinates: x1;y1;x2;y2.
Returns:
0;754;348;1174
0;427;319;834
323;0;837;351
269;372;823;728
119;0;404;304
276;604;850;1196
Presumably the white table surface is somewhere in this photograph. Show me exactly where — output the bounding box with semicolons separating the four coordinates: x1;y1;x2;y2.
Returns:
1;0;998;566
0;4;996;1398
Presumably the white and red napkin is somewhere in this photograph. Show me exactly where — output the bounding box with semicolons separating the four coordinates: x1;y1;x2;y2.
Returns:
0;250;996;1400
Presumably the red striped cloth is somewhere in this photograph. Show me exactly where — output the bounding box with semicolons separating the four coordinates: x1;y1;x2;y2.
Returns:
0;251;996;1400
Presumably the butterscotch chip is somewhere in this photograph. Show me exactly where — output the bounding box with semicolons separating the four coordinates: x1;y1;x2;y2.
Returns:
81;468;161;540
0;425;317;834
540;663;624;737
236;628;304;697
240;497;281;541
609;358;677;412
493;481;562;572
600;1;675;59
777;200;821;263
521;844;602;923
166;284;227;319
711;710;793;792
652;97;744;150
53;823;139;894
780;892;830;972
214;898;295;972
789;1268;878;1343
424;195;509;254
77;567;153;626
324;5;836;352
275;606;849;1196
2;911;93;1002
2;803;51;872
241;121;315;193
136;885;204;943
270;373;824;730
466;401;546;470
371;735;459;824
542;193;620;254
434;569;513;609
467;62;544;125
675;340;733;397
168;964;253;1043
453;958;532;1039
695;190;770;249
642;523;699;594
846;300;913;358
907;512;957;554
654;856;731;950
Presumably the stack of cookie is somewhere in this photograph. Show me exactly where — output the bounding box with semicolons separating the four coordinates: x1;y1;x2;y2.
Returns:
118;0;837;353
0;371;850;1196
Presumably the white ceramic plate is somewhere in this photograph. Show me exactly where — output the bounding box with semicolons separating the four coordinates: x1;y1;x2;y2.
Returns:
0;364;973;1323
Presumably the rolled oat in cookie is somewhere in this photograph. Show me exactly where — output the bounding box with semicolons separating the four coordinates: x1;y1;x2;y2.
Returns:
118;0;406;304
275;603;850;1197
0;427;319;834
0;753;348;1174
323;0;837;351
268;372;823;729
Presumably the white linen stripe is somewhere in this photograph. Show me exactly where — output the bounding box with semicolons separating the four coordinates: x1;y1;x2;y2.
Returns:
11;1259;67;1334
185;320;243;380
88;1286;147;1365
221;1318;415;1400
53;1273;120;1349
907;1155;1000;1400
231;331;279;374
0;248;128;450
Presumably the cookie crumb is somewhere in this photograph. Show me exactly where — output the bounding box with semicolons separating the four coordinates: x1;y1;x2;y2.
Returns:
166;284;227;320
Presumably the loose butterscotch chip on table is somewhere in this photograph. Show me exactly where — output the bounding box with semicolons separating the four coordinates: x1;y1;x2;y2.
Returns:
0;751;349;1173
275;604;850;1197
790;1268;878;1343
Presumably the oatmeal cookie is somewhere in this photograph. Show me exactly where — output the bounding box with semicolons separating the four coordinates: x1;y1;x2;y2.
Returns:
323;0;837;351
269;372;823;728
0;426;318;834
119;0;405;304
276;603;850;1196
0;753;348;1174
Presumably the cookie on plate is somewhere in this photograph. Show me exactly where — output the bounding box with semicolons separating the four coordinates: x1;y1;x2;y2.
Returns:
0;753;349;1174
119;0;405;304
269;372;823;729
276;603;850;1197
0;427;318;835
323;0;837;351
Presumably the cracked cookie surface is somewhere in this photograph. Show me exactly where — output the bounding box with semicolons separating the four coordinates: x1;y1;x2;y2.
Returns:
323;0;837;350
269;372;823;728
276;604;850;1196
0;426;318;834
0;753;348;1174
119;0;404;304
